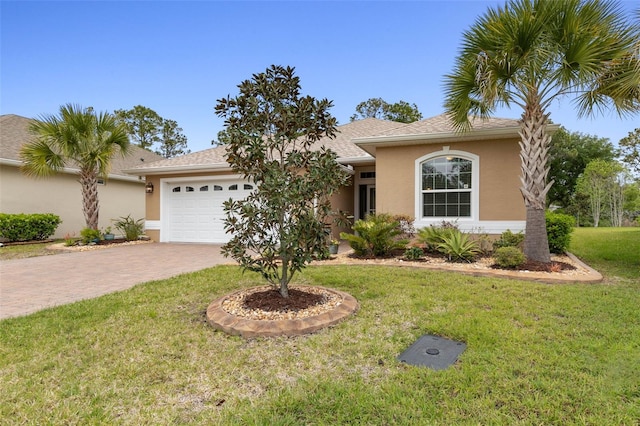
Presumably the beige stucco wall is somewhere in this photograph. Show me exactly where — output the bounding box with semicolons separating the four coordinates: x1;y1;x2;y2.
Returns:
1;165;147;238
374;138;525;224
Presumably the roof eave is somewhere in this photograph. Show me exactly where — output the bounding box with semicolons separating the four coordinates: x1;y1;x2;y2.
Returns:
123;163;233;176
1;158;144;183
352;124;560;156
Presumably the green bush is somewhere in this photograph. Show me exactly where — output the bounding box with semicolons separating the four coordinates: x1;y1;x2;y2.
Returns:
113;215;145;241
340;213;408;257
416;221;459;252
493;229;525;250
546;211;575;254
436;229;481;262
80;227;102;244
0;213;61;242
494;246;526;269
404;246;424;261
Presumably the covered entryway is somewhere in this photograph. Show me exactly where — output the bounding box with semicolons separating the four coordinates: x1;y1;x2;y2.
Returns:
163;178;253;243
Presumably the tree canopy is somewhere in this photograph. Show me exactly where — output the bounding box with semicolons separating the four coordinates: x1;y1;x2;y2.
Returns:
618;128;640;175
114;106;190;158
215;65;349;298
444;0;640;262
350;98;423;123
548;127;616;208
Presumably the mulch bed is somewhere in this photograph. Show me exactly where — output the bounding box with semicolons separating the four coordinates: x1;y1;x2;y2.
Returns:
243;288;326;312
494;259;576;272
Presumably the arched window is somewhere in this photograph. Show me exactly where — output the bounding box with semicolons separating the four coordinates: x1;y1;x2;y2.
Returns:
416;150;478;220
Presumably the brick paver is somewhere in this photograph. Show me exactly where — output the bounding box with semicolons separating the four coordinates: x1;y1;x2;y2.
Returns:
0;243;230;319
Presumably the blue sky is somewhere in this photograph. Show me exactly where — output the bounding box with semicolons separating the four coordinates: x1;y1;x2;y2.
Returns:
2;0;638;153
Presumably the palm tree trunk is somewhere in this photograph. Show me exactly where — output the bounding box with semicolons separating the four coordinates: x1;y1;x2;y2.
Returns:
519;100;553;263
80;170;100;230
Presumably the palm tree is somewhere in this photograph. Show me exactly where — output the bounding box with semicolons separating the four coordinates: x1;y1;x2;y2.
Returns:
444;0;640;262
20;104;131;230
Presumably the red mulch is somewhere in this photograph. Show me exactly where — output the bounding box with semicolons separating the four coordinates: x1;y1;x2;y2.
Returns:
492;259;576;272
243;288;325;312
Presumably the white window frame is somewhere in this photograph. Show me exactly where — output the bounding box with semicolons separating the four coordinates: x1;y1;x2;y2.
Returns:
414;148;479;228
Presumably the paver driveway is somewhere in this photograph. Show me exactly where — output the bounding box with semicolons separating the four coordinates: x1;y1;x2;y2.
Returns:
0;243;229;319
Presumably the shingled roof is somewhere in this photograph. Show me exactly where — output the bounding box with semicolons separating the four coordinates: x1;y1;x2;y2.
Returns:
125;117;406;174
0;114;163;180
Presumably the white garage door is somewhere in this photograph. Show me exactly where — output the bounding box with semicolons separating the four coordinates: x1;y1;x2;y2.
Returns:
166;179;253;243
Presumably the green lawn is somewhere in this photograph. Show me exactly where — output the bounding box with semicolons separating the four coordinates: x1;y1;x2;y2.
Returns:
1;229;638;424
570;227;639;280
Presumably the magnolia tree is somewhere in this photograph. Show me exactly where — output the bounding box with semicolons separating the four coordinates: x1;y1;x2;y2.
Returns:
215;65;349;298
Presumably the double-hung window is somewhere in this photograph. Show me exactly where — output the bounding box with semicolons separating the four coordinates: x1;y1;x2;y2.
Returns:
420;156;473;218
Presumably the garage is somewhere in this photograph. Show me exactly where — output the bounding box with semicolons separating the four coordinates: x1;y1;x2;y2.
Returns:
164;178;253;243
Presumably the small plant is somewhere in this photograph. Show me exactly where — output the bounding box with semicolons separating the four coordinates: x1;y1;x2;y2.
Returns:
63;233;77;247
493;229;525;250
436;229;480;262
404;246;424;261
113;215;144;241
340;213;408;257
80;227;101;244
416;221;459;252
103;226;112;235
494;246;526;269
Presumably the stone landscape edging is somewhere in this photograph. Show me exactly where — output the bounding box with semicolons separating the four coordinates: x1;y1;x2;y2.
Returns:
206;285;359;338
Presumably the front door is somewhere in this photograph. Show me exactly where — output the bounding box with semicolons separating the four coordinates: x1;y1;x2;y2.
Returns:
358;184;376;219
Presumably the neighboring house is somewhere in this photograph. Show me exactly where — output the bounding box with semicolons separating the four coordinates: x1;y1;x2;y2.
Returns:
126;114;559;244
0;114;164;238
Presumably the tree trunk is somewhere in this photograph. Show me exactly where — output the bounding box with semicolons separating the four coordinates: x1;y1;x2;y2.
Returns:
523;206;551;263
519;98;553;263
80;170;100;230
279;251;290;298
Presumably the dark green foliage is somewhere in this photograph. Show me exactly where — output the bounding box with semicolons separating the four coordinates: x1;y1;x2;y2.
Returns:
80;227;102;244
436;229;481;262
548;127;616;208
114;105;189;158
493;229;525;251
494;246;526;269
0;213;61;242
350;98;423;123
340;214;408;257
546;211;575;254
416;221;459;252
112;215;144;241
404;246;424;261
215;65;349;297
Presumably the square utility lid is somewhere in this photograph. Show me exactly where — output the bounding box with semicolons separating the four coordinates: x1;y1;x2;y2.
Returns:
397;334;466;370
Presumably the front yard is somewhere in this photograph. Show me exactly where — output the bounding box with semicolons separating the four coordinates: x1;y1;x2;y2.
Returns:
0;228;638;424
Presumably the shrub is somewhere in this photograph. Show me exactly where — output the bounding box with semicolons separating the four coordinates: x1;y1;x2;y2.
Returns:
546;211;575;254
493;229;525;250
404;246;424;261
392;214;416;239
436;229;481;262
494;246;526;269
0;213;61;242
80;227;102;244
340;213;408;257
113;215;145;241
416;221;459;252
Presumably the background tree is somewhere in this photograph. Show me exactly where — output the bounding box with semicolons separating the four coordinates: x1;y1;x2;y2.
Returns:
157;119;190;158
350;98;423;123
215;65;349;298
114;105;162;150
618;128;640;175
20;104;130;230
576;159;624;227
548;127;616;208
444;0;640;262
115;105;189;158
